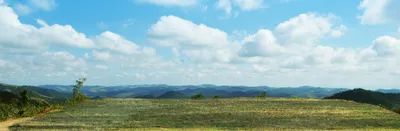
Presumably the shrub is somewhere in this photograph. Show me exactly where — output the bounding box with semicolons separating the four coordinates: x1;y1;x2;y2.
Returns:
256;92;267;98
393;108;400;114
70;78;88;104
191;93;205;100
212;96;220;99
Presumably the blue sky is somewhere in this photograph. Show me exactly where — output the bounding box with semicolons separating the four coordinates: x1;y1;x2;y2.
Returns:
0;0;400;89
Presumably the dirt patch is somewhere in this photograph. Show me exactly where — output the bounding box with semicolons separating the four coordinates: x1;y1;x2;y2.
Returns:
0;117;33;131
0;109;61;131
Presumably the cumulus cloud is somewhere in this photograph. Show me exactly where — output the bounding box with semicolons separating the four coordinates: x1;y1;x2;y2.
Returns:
136;0;199;7
93;31;140;55
330;25;347;38
92;50;111;61
371;36;400;56
357;0;391;25
275;13;337;47
239;30;283;57
0;5;93;54
216;0;265;16
148;15;238;63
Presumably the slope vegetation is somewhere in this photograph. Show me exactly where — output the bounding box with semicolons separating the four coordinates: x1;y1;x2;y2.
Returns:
11;98;400;130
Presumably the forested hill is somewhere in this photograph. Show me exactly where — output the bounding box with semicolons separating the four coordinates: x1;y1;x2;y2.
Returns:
325;88;400;110
0;83;70;102
39;85;348;99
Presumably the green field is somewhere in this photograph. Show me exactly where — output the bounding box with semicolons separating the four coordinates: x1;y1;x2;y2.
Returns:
10;98;400;131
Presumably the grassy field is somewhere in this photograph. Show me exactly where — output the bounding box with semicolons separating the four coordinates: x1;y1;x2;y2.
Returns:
10;98;400;131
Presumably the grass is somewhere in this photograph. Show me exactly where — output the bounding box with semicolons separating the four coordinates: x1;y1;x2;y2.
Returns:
10;98;400;131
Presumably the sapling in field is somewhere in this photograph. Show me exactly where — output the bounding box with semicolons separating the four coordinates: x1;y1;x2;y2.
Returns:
70;78;89;104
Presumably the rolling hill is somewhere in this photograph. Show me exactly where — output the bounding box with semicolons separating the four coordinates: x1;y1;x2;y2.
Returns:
39;85;349;99
0;83;71;102
325;88;400;110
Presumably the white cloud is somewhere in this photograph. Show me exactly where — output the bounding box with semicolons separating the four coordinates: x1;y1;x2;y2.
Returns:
92;50;111;61
94;31;140;55
330;25;347;38
371;36;400;56
276;13;337;47
217;0;232;15
233;0;265;11
148;15;238;63
29;0;56;11
357;0;391;25
0;5;93;54
136;0;199;7
13;4;32;15
149;15;230;49
95;65;108;70
239;29;283;57
84;53;90;59
398;26;400;33
36;21;95;48
172;47;180;57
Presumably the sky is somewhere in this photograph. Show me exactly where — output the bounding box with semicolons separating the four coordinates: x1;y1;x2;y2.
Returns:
0;0;400;89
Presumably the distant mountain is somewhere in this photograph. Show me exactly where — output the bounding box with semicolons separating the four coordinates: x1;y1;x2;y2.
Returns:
39;84;348;99
157;91;187;99
325;88;400;109
375;89;400;93
0;83;70;102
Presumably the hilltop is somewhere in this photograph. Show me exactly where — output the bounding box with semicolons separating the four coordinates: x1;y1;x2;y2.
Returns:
11;98;400;130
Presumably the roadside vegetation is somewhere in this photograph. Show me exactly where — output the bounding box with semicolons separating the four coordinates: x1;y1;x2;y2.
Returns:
0;78;87;121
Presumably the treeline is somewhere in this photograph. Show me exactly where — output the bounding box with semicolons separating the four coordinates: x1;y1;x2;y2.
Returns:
0;78;88;121
325;88;400;114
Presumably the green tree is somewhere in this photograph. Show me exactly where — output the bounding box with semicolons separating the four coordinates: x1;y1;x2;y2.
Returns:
19;89;30;106
18;89;30;116
71;78;88;104
257;92;267;98
191;93;205;100
212;95;220;99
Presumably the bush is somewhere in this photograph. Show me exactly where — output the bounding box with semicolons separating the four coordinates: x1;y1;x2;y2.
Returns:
70;94;88;105
191;93;205;100
70;78;88;104
257;92;267;98
212;96;220;99
393;108;400;114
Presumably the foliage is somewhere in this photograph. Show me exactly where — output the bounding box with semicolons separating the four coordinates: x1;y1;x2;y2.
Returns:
212;95;220;99
70;78;88;104
11;98;400;130
256;92;267;98
393;108;400;114
325;88;400;110
191;93;204;100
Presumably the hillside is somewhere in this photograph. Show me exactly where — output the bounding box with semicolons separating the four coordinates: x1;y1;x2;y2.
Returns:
0;83;70;102
11;98;400;130
39;85;348;99
325;88;400;109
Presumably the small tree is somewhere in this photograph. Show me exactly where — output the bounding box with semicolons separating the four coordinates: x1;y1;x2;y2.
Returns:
257;92;267;98
191;93;205;100
212;95;220;99
19;89;30;106
71;78;88;104
18;89;30;116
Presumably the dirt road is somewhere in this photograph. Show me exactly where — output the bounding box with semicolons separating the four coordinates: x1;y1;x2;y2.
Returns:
0;117;33;131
